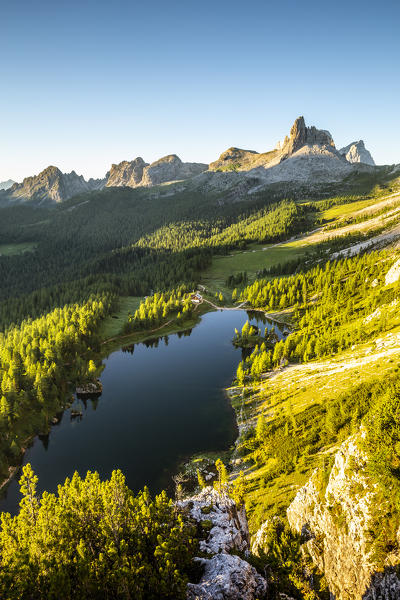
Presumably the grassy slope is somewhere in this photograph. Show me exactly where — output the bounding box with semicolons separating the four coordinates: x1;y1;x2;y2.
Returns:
208;179;400;534
201;178;400;298
99;296;214;356
232;320;400;532
200;243;308;296
0;242;37;256
98;297;142;339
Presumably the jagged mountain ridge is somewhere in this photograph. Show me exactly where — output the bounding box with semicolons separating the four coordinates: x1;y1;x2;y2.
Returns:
105;154;208;188
0;117;377;204
2;166;106;205
208;116;374;187
339;140;375;165
0;179;15;191
0;154;208;205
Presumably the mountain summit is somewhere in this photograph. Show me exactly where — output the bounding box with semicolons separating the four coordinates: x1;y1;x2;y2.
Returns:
0;179;15;191
279;115;335;156
209;116;376;187
0;117;377;205
3;166;105;205
105;154;207;188
339;140;375;165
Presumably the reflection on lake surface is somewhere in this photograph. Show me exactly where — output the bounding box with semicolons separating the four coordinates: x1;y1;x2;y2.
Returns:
1;310;283;514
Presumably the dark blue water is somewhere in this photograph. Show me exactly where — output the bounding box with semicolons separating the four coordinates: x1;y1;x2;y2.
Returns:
1;310;282;513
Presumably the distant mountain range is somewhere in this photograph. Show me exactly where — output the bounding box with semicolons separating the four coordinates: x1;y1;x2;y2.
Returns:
0;117;380;205
0;179;15;191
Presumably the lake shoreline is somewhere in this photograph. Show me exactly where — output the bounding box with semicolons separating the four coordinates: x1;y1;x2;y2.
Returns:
0;305;286;513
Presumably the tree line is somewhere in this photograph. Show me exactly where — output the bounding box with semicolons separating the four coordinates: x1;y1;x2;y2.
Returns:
0;296;112;480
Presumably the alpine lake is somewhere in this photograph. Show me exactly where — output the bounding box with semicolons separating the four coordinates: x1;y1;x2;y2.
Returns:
1;309;284;514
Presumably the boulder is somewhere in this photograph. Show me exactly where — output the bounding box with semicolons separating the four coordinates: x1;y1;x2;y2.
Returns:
187;554;267;600
180;487;268;600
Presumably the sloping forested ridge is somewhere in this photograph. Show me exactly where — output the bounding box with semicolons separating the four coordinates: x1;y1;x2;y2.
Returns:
1;173;399;599
0;296;112;481
230;249;400;572
236;250;396;379
0;190;312;329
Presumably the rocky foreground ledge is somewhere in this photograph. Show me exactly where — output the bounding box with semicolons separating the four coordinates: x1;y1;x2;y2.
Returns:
285;435;400;600
179;487;268;600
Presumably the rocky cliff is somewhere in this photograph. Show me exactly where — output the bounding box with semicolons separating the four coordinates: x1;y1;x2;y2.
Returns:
286;435;400;599
141;154;208;186
105;154;207;188
339;140;375;166
208;116;372;187
0;179;15;190
1;117;379;204
0;153;207;203
180;487;268;600
4;166;105;204
105;157;148;187
280;116;335;157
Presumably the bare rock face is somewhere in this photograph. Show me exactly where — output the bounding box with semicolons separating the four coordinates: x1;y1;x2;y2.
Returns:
4;166;105;204
385;258;400;286
209;147;260;171
281;116;335;156
287;436;400;599
179;487;267;600
104;154;207;188
187;554;267;600
105;157;148;187
339;140;375;166
0;179;15;190
179;487;250;556
208;117;366;187
141;154;207;186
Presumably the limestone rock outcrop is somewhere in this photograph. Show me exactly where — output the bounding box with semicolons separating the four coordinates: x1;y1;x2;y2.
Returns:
286;436;400;599
187;554;267;600
209;147;260;171
208;116;369;187
3;166;105;204
105;157;148;187
385;258;400;285
141;154;207;186
180;487;267;600
339;140;375;165
104;154;207;188
0;179;15;190
280;116;335;156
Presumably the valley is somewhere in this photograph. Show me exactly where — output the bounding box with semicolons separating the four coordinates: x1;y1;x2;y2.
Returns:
1;117;400;599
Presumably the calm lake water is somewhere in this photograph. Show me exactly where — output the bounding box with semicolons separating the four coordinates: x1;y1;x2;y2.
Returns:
1;309;283;514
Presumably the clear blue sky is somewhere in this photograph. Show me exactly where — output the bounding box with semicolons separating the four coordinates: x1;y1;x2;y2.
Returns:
1;0;399;182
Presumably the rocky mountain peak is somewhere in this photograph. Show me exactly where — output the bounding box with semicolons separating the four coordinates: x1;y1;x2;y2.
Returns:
339;140;375;165
4;165;103;204
106;157;148;188
281;116;335;155
0;179;16;191
209;147;260;171
141;154;208;187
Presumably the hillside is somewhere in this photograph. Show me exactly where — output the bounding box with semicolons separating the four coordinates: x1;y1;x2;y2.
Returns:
1;140;400;599
217;188;400;598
